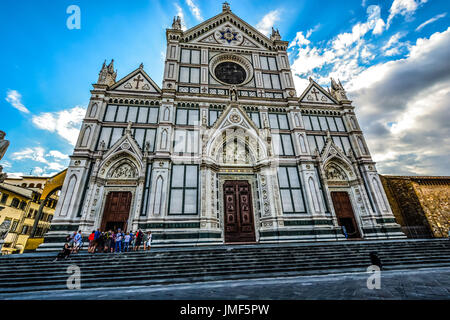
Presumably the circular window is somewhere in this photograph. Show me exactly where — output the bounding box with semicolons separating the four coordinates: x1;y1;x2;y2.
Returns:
209;53;254;86
214;62;247;85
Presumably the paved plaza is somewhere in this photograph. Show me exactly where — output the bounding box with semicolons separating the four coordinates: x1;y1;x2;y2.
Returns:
2;266;450;300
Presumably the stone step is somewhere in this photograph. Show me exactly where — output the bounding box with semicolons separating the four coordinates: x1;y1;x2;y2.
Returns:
0;247;445;273
8;239;448;260
2;241;447;266
0;239;448;294
1;259;449;294
2;255;449;287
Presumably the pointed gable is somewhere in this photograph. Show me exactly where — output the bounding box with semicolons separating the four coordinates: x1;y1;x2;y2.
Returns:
181;9;282;51
101;126;144;166
299;79;338;105
212;104;260;133
109;67;161;94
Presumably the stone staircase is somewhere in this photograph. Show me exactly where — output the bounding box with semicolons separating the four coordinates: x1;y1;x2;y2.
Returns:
0;239;449;295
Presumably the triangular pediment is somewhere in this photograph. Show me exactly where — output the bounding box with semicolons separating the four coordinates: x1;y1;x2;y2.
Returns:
299;79;338;105
109;67;161;94
320;134;352;165
190;23;267;50
212;103;260;133
181;10;283;51
101;129;143;163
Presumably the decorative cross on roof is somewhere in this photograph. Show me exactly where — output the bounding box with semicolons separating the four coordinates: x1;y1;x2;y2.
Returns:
133;75;144;89
311;88;320;101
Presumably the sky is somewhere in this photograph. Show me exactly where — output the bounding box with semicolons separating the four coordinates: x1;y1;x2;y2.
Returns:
0;0;449;177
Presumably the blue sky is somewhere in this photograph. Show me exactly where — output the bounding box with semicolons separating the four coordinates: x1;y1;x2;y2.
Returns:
1;0;449;177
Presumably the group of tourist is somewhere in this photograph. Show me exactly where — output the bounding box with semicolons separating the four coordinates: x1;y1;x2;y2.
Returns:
86;229;152;253
54;228;152;261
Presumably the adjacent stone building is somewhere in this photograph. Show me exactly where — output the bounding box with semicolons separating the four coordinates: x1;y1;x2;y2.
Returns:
380;175;450;239
41;4;404;250
0;175;59;254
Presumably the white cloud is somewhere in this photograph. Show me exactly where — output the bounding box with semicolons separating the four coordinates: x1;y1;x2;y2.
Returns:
289;5;383;92
6;172;25;179
347;27;450;175
9;146;69;176
331;5;384;54
373;18;386;35
5;90;30;114
1;160;12;169
387;0;428;28
48;150;69;160
11;147;48;164
32;106;86;146
288;31;310;48
415;12;447;31
256;10;280;36
381;32;409;56
185;0;203;21
175;4;188;31
306;24;321;38
32;167;44;176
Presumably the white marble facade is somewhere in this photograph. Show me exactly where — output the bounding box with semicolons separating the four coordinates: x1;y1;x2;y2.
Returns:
41;4;404;249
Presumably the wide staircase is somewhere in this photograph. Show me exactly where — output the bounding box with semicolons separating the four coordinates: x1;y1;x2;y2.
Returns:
0;239;449;294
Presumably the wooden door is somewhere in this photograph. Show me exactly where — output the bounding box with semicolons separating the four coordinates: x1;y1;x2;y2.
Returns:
224;180;256;243
331;191;361;238
100;191;132;232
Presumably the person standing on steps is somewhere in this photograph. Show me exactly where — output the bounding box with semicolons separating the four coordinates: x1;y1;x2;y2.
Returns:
341;225;348;239
88;230;95;253
115;228;123;253
93;228;101;253
73;230;82;253
97;232;105;253
142;231;148;251
109;231;115;253
130;231;135;250
134;229;143;251
123;232;131;252
144;231;152;251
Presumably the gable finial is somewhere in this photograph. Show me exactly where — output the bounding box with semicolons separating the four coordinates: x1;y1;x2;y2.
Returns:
172;15;182;30
222;2;231;12
97;59;116;86
139;63;144;69
126;121;133;135
270;27;281;41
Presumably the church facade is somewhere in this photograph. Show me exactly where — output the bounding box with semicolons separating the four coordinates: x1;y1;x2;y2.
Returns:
41;4;404;249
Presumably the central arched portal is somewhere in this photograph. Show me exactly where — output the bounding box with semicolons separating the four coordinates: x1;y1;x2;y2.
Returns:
223;180;256;243
100;191;132;231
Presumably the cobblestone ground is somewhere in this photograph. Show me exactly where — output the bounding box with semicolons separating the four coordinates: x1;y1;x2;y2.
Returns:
3;267;450;300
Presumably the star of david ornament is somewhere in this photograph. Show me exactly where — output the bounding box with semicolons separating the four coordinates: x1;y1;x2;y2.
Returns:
219;28;238;43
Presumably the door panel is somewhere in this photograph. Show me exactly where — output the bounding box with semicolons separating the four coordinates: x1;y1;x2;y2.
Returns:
224;180;256;243
101;191;132;232
331;191;361;239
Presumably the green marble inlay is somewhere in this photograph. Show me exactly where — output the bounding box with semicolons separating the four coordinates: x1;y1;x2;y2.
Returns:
138;222;200;229
376;218;397;224
284;220;333;226
260;229;338;237
49;224;79;232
